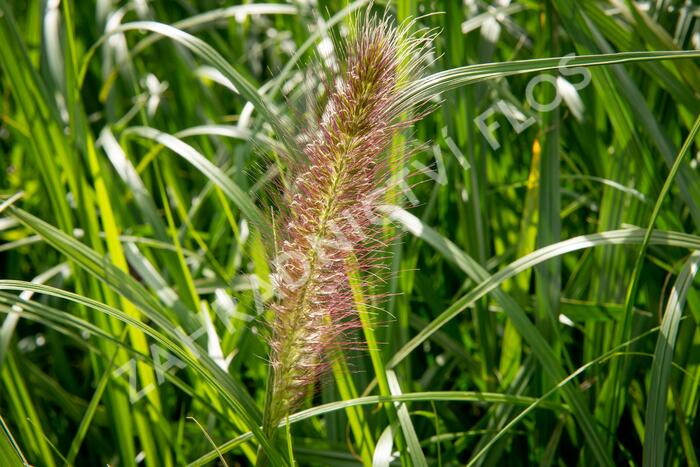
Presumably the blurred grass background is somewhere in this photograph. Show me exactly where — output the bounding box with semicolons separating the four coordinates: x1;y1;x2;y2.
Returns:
1;0;700;465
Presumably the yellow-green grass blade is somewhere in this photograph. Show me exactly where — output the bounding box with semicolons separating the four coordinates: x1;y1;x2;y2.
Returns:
188;390;570;466
1;351;56;466
81;20;299;160
386;370;428;467
0;414;27;467
3;207;286;465
349;261;406;461
65;330;129;465
124;126;266;227
381;206;700;466
329;352;375;465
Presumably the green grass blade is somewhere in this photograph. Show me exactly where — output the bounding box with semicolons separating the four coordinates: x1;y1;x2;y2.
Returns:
123;126;266;227
398;50;700;112
83;21;298;159
0;414;28;467
188;390;569;466
643;251;700;466
65;330;129;465
385;370;428;467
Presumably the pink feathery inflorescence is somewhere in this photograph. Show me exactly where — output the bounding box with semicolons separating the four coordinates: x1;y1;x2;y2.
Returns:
264;12;431;433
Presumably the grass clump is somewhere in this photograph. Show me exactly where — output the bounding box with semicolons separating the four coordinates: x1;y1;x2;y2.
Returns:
1;1;700;466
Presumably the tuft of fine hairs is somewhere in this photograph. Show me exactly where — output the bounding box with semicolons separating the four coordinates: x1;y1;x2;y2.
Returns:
262;9;434;438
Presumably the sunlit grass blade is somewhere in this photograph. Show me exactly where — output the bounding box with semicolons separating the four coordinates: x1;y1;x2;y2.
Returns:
643;251;700;466
0;414;28;467
123;126;266;227
3;1;700;464
188;390;570;466
2;207;286;465
386;370;428;467
82;20;298;159
383;206;700;365
398;50;700;113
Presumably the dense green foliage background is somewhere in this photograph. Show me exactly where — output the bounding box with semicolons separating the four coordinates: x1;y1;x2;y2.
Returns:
1;0;700;465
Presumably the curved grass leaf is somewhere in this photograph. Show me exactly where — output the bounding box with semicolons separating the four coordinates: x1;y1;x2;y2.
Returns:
188;390;569;466
3;207;286;466
381;205;700;465
80;20;297;159
612;115;700;444
175;124;285;154
0;292;233;425
0;263;68;369
643;251;700;467
397;50;700;112
83;4;298;90
467;328;663;466
382;206;700;366
0;415;27;467
123;126;266;227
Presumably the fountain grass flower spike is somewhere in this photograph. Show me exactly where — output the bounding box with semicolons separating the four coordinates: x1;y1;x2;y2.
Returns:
260;9;433;451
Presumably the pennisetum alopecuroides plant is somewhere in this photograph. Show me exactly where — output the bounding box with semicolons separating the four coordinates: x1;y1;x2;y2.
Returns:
258;8;433;462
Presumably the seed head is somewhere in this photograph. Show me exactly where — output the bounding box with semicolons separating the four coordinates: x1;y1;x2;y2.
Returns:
264;10;433;431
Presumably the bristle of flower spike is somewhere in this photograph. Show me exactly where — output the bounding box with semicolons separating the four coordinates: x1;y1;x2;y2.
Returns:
261;11;432;440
